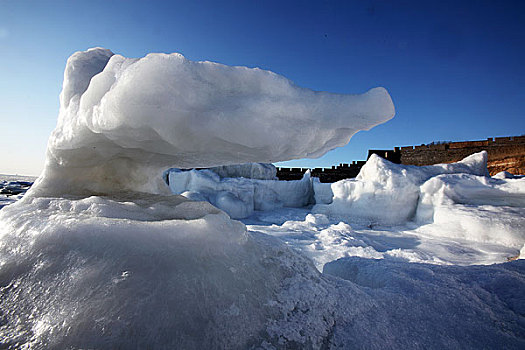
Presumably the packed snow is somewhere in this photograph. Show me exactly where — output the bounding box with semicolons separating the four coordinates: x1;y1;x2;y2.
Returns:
1;48;524;348
313;151;490;225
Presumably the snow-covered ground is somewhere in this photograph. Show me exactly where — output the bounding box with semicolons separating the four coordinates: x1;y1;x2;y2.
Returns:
1;48;524;349
244;207;521;270
168;152;524;270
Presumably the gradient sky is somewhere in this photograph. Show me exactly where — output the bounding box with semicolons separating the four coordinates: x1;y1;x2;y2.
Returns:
1;0;524;175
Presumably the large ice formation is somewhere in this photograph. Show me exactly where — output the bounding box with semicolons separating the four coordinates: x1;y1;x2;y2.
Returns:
312;151;525;250
0;195;343;348
33;47;394;197
2;48;524;348
0;48;400;348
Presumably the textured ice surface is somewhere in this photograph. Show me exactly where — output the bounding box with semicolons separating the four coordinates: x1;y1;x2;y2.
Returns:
33;47;394;197
0;196;341;348
2;198;524;349
313;151;489;224
168;168;312;218
246;205;522;270
323;257;525;349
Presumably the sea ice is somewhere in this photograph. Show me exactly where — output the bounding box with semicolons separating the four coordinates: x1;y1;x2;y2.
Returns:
313;151;490;225
0;48;402;348
1;47;524;349
0;195;342;348
167;166;313;218
246;152;524;269
34;47;394;197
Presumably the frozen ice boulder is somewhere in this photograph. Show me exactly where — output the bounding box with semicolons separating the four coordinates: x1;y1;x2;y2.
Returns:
32;47;394;197
312;151;525;249
0;48;397;347
168;168;313;218
313;151;490;224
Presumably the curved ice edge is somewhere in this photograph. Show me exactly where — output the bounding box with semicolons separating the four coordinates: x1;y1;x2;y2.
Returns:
31;47;394;197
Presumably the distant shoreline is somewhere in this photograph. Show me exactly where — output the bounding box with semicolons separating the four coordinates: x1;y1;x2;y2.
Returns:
0;174;38;182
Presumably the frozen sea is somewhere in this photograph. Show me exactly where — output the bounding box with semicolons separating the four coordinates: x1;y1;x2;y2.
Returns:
1;48;523;348
0;174;37;209
242;207;521;270
2;174;524;349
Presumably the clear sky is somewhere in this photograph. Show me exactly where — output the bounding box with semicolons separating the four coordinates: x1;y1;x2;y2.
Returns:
1;0;524;176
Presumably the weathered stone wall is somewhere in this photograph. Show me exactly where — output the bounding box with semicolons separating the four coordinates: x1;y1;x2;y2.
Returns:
400;136;525;175
276;135;525;181
277;161;365;182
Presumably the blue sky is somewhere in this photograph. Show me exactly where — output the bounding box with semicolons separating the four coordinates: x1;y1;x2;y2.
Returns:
1;0;524;175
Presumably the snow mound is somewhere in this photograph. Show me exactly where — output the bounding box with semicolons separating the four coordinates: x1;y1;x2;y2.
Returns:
313;151;490;224
33;47;394;197
416;173;525;247
0;196;341;348
312;151;525;249
168;168;312;218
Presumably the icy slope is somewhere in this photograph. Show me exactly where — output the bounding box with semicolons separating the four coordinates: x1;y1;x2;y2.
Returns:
34;47;394;196
0;196;343;348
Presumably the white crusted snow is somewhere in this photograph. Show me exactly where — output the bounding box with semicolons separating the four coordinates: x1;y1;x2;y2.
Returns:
242;152;524;270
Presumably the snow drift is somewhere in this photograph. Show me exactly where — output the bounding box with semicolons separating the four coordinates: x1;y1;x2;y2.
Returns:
313;151;490;224
312;151;525;250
